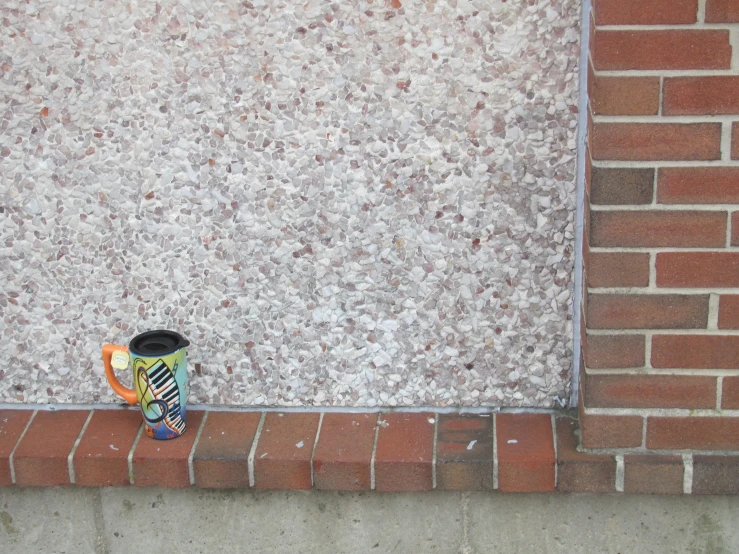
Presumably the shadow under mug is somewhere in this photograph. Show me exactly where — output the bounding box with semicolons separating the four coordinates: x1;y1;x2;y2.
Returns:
102;330;190;440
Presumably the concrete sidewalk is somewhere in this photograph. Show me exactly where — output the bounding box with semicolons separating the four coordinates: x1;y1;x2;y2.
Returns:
0;488;736;553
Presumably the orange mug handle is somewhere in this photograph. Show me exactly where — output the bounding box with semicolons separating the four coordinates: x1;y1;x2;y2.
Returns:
102;344;138;405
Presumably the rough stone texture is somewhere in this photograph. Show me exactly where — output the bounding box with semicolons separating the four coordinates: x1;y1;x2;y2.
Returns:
0;0;579;407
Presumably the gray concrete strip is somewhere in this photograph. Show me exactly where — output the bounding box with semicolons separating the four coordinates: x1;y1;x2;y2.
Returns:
1;488;739;553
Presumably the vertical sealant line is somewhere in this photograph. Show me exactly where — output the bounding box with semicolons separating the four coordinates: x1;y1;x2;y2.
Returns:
570;0;593;409
68;410;95;485
370;413;381;491
188;411;208;486
247;412;266;488
9;410;37;485
310;412;324;488
127;424;145;485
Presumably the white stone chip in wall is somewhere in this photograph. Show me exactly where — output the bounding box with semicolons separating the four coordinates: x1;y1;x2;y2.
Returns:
0;0;579;407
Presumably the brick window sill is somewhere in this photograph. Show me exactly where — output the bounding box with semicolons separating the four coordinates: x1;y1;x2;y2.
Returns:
1;407;737;494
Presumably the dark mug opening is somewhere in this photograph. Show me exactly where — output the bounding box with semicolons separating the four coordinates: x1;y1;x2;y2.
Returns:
129;330;190;356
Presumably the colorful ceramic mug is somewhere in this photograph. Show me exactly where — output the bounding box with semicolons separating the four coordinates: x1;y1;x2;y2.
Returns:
102;330;190;440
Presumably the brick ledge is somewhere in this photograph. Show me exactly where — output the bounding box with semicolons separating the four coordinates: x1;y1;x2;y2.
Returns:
0;407;736;494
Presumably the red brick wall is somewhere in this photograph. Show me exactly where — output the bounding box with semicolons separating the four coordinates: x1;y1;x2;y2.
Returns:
581;0;739;451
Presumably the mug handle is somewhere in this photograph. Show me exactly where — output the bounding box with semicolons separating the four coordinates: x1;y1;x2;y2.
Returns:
102;344;138;405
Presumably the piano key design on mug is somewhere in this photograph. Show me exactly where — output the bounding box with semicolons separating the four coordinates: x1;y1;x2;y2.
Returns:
134;352;187;440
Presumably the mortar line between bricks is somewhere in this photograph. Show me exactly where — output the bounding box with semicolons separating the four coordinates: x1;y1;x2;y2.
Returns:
188;411;208;486
127;424;144;485
651;167;659;205
590;204;739;211
589;248;739;255
657;76;663;117
722;122;734;162
731;28;739;70
645;332;653;369
594;114;739;124
492;413;499;490
698;0;706;24
550;414;558;488
68;410;94;485
370;413;380;491
615;455;624;492
247;412;266;488
717;376;724;410
585;407;739;417
588;286;739;296
591;160;739;168
587;328;739;335
728;211;734;248
586;445;739;456
585;367;739;377
9;409;36;485
594;69;739;77
596;24;734;31
310;412;324;489
641;417;647;449
432;414;438;490
708;293;721;330
683;454;694;494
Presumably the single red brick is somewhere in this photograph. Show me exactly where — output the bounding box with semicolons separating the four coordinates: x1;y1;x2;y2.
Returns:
556;418;615;493
591;123;722;161
657;253;739;288
590;167;654;205
706;0;739;22
374;413;434;492
590;211;726;248
733;212;739;246
624;455;684;494
719;296;739;330
584;374;716;409
585;334;645;369
692;456;739;495
652;335;739;369
496;414;555;492
436;414;494;491
579;410;643;449
647;417;739;450
594;0;698;24
14;410;90;487
132;411;204;488
587;252;650;288
73;410;142;487
254;413;319;490
721;376;739;409
733;123;739;160
0;410;33;486
591;76;660;116
658;167;739;204
586;294;709;330
313;413;376;491
664;77;739;116
593;30;732;70
193;412;261;489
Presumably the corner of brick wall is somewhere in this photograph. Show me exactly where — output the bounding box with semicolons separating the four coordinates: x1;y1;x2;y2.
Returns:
581;0;739;452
